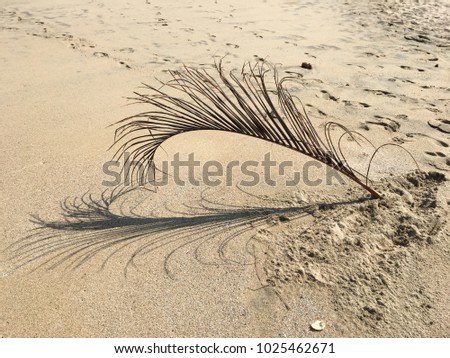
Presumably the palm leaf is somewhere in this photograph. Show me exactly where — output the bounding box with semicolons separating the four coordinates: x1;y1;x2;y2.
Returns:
112;60;382;199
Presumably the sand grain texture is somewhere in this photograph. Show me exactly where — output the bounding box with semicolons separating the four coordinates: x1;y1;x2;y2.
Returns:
1;0;449;337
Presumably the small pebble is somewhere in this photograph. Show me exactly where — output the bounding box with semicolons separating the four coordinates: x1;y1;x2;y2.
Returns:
310;320;326;331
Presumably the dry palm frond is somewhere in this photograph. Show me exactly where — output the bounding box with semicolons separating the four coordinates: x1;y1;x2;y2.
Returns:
112;60;382;199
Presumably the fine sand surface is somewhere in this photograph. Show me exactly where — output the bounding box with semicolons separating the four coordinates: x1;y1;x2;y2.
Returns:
1;0;449;337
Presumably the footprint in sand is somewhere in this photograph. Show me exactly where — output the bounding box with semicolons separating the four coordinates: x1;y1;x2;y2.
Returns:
425;152;447;158
364;89;396;98
428;119;450;134
343;100;371;108
157;18;168;26
119;61;131;69
119;47;134;53
58;32;71;39
400;65;425;72
395;114;408;120
346;64;366;70
426;107;442;114
390;77;415;84
93;51;108;57
363;52;384;58
285;70;303;78
392;136;410;145
361;117;400;132
320;89;339;102
406;133;449;149
305;104;326;116
425;151;450;171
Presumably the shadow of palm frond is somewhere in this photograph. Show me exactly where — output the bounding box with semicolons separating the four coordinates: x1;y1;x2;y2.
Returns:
6;186;367;278
5;187;304;276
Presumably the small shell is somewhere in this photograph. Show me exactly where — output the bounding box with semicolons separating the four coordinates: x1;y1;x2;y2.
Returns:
310;320;326;331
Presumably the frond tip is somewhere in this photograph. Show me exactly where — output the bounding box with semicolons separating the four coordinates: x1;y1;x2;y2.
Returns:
112;60;382;199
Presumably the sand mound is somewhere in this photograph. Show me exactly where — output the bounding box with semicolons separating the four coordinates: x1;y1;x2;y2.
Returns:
262;171;449;337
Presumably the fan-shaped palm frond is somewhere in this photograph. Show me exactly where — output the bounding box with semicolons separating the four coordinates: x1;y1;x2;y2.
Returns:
112;60;382;199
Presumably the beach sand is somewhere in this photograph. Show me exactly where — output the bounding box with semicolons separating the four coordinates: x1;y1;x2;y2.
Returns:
0;0;449;337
